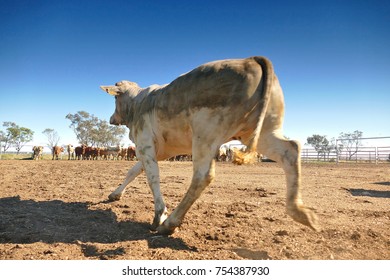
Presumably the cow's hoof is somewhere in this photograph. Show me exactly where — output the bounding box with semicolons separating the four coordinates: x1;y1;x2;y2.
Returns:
287;206;319;231
150;213;168;231
156;224;177;235
108;193;121;201
150;220;161;232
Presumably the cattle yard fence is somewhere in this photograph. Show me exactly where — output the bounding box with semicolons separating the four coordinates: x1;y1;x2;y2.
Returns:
301;146;390;164
302;136;390;164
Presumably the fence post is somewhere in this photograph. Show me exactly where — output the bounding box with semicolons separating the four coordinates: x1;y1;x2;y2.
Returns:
375;147;378;164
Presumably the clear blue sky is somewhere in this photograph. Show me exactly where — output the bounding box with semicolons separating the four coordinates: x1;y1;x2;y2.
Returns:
1;0;389;150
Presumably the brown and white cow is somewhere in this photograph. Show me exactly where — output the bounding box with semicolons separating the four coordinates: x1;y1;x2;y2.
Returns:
127;146;136;161
67;144;75;160
83;146;98;160
117;146;127;160
101;56;318;235
52;146;64;160
217;145;229;162
32;146;44;160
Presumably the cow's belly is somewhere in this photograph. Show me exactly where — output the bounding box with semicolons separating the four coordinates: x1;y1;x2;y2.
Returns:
156;113;193;159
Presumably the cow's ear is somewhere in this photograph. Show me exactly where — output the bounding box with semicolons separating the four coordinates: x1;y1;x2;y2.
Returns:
100;85;121;96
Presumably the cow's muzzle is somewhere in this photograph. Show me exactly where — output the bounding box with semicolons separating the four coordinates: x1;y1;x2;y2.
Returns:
110;114;121;126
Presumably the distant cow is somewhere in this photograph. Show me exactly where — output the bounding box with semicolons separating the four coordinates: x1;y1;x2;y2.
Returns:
67;144;75;160
168;154;191;161
75;145;84;160
101;56;318;235
98;147;108;160
52;146;64;160
127;146;136;161
103;146;120;160
217;145;229;162
32;146;44;160
83;146;98;160
117;147;127;160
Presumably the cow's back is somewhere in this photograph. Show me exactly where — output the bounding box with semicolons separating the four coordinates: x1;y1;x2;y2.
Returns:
143;57;264;119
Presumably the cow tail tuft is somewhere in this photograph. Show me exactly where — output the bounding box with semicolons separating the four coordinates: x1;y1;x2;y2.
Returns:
232;150;258;165
232;56;273;165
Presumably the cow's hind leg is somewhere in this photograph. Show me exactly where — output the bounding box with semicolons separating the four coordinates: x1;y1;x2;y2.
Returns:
259;132;319;231
108;161;143;201
156;148;216;235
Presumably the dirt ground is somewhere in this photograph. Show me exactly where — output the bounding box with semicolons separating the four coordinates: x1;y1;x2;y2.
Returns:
0;159;389;260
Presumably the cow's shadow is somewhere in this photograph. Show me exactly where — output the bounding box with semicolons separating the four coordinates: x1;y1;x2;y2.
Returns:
347;187;390;198
0;196;196;253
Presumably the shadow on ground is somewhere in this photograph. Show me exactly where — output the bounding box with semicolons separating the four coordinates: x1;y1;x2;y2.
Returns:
347;188;390;198
0;196;196;252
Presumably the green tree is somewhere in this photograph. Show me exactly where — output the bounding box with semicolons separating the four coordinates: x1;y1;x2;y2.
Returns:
95;119;126;147
13;127;34;154
0;122;17;152
0;131;6;153
306;134;334;161
1;122;34;154
66;111;126;146
66;111;99;145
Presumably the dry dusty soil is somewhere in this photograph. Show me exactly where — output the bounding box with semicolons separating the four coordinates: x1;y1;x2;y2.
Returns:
0;160;389;260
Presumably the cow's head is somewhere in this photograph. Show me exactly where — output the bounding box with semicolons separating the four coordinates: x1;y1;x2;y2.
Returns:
100;80;139;126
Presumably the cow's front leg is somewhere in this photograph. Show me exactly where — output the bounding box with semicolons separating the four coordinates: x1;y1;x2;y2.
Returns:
108;161;143;201
157;152;216;235
137;145;168;230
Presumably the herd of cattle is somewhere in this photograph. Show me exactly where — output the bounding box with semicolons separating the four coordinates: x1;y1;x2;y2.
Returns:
32;144;137;161
31;143;256;162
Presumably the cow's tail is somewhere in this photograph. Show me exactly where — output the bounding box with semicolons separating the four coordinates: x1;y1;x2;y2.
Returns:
232;56;273;165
